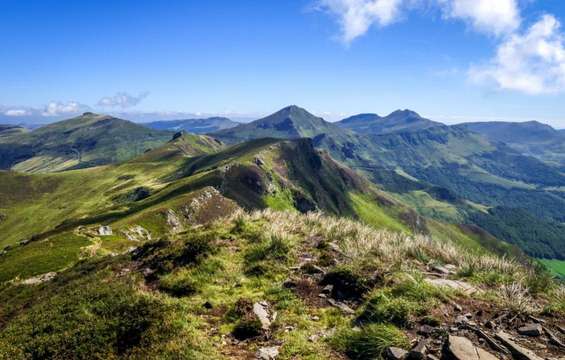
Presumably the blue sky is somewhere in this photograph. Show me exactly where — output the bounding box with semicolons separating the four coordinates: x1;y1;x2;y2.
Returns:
1;0;565;127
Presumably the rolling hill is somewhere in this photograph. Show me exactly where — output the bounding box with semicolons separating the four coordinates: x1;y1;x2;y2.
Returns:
0;113;173;173
337;110;443;135
144;117;239;134
458;121;565;166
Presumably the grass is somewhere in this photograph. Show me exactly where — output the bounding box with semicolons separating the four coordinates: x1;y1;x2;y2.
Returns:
0;232;90;283
539;258;565;278
331;324;410;360
349;192;409;233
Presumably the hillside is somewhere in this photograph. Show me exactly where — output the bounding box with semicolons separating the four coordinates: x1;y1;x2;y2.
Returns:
1;132;563;359
338;110;443;135
213;106;565;261
0;113;173;173
459;121;565;166
144;117;239;134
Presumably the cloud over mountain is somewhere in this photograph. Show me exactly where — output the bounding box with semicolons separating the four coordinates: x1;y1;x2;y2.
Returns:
97;91;149;109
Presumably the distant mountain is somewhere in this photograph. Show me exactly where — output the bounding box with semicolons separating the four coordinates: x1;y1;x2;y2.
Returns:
458;121;565;166
0;112;173;173
338;110;444;135
213;105;351;143
212;105;565;259
144;117;239;134
0;124;27;138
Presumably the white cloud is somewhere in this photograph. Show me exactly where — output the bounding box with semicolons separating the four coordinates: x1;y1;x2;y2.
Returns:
317;0;406;43
42;101;89;116
440;0;520;36
470;15;565;94
316;0;521;42
4;109;31;117
97;91;149;108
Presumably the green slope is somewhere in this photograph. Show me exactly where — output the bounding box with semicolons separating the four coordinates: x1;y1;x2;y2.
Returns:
0;113;173;173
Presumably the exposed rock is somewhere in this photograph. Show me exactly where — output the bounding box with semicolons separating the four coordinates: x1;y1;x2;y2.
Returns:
98;225;112;236
495;331;543;360
424;278;478;294
430;264;452;275
21;272;57;285
321;284;333;294
166;209;183;233
253;301;276;330
327;298;355;315
19;239;30;246
518;324;543;337
123;225;151;242
418;325;436;336
443;335;498;360
407;339;428;360
385;346;408;359
256;346;279;360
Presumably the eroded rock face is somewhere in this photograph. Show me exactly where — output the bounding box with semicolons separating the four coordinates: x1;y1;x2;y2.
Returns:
166;209;183;233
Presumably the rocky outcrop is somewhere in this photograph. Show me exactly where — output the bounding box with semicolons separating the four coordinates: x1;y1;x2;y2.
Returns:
443;335;498;360
98;225;112;236
495;331;543;360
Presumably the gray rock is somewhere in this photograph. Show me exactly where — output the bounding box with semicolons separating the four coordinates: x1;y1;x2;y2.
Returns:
385;346;408;359
495;331;543;360
256;346;279;360
444;335;498;360
518;323;543;337
321;284;333;294
424;278;478;294
253;301;276;330
407;339;428;360
98;225;112;236
327;298;355;315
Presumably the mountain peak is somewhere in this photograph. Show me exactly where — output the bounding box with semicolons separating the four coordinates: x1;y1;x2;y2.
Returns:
388;109;421;119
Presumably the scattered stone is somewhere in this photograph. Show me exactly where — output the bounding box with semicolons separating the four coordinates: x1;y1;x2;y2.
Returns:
543;326;565;348
310;315;320;321
301;263;325;275
123;225;151;242
321;284;333;294
327;298;355;315
407;339;428;360
527;315;546;324
495;331;543;360
452;303;463;312
455;315;468;324
472;327;509;355
254;157;265;167
424;278;478;294
21;272;57;285
98;225;112;236
282;279;297;288
203;301;213;309
427;355;440;360
256;346;279;360
19;239;30;246
308;334;319;342
443;335;498;360
464;313;473;319
418;325;435;336
518;324;543;337
385;346;408;360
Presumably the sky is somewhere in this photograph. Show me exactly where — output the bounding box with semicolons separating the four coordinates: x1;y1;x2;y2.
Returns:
1;0;565;128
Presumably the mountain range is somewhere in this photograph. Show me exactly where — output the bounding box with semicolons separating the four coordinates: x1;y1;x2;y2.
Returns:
144;117;239;134
1;106;564;359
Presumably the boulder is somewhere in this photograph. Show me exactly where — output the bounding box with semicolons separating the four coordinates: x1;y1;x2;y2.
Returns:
407;339;428;360
98;225;112;236
443;335;498;360
385;346;408;359
518;324;543;337
256;346;279;360
253;301;276;330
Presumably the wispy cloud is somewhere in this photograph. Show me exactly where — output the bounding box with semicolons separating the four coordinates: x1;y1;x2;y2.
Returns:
97;91;149;109
42;101;90;116
315;0;565;94
3;109;31;117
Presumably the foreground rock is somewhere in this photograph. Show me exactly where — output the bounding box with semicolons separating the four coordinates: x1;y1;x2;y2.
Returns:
495;331;543;360
256;346;279;360
443;335;498;360
385;346;408;359
253;301;276;330
517;324;543;337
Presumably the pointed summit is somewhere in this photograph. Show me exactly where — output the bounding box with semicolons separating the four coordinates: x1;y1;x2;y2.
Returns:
213;105;347;143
